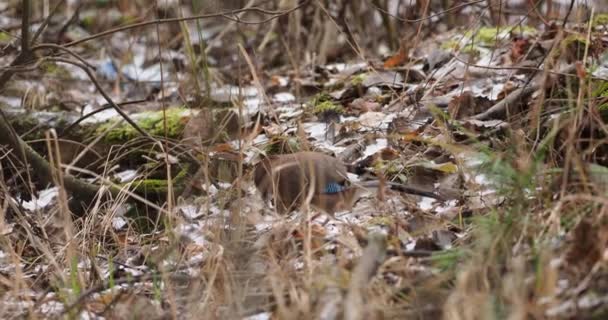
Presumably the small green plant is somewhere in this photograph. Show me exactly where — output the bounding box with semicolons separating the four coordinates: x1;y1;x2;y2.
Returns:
364;216;394;228
70;255;82;297
591;80;608;120
593;13;608;27
0;31;12;43
312;101;344;116
41;61;70;78
98;107;189;143
464;25;537;47
350;73;366;86
431;248;466;271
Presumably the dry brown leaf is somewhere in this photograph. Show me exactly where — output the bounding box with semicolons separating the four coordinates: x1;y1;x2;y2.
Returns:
383;41;409;68
212;143;235;153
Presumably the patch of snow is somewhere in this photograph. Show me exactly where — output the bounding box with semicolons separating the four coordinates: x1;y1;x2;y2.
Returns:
358;111;386;128
303;122;329;142
405;240;417;251
112;216;128;230
211;85;259;102
418;197;438;210
244;312;272;320
366;86;382;97
20;187;58;211
273;92;295;103
252;134;269;145
361;138;388;158
177;222;207;246
278;106;304;119
0;96;21;108
244;97;263;114
81;104;121;123
115;170;138;183
179;204;203;220
39;300;64;314
434;200;459;214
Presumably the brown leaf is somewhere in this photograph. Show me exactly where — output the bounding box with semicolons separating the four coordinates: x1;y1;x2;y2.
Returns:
212;143;235;153
349;98;381;113
575;61;587;79
383;41;409;68
448;91;476;119
510;38;529;62
379;148;399;161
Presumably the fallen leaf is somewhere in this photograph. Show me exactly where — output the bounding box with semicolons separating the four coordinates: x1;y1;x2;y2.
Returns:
417;161;459;174
383;41;409;68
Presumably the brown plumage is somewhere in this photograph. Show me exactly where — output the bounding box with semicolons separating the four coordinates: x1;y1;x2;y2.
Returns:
253;152;357;214
253;151;442;215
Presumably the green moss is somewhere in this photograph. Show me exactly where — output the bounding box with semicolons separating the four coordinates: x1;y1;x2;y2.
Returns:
563;34;587;46
592;80;608;98
137;179;169;193
593;80;608;120
0;31;11;43
312;101;344;116
310;92;333;105
129;165;190;196
365;216;394;227
549;33;588;62
465;27;500;46
440;39;460;50
593;13;608;27
441;39;480;56
461;44;480;56
465;28;500;46
373;159;403;178
81;15;95;29
99;107;189;143
514;25;537;35
464;25;537;47
119;14;139;25
41;61;71;78
350;74;366;86
11;115;45;140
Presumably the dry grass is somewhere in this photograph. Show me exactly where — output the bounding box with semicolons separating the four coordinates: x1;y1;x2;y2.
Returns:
1;1;608;319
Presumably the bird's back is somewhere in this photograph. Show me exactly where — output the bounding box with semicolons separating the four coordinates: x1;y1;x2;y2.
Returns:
253;152;349;214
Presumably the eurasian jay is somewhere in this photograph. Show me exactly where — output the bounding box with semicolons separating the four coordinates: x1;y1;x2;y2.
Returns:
253;151;442;215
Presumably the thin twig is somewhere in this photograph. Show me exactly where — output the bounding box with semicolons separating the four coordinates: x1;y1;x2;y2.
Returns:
49;57;153;140
64;1;309;48
30;0;65;45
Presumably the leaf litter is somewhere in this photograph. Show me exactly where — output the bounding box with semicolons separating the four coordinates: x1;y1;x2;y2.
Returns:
1;1;608;319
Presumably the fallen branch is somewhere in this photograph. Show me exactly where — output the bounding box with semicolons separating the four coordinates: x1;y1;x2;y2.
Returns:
471;85;539;121
471;63;577;121
0;109;103;202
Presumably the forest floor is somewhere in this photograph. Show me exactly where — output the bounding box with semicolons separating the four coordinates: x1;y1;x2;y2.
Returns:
1;1;608;319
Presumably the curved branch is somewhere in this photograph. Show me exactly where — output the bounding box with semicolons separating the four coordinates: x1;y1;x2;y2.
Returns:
0;109;103;202
63;1;309;48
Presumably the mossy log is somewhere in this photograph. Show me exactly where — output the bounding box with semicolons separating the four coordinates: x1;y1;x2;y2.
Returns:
0;104;244;216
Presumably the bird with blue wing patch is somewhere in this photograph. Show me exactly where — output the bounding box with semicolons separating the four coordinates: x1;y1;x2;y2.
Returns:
253;151;443;216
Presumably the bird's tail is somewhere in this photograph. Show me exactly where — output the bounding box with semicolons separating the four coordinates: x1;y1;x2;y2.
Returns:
355;180;444;200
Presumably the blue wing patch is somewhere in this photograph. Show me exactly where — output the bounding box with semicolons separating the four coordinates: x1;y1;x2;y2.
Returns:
324;182;347;194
